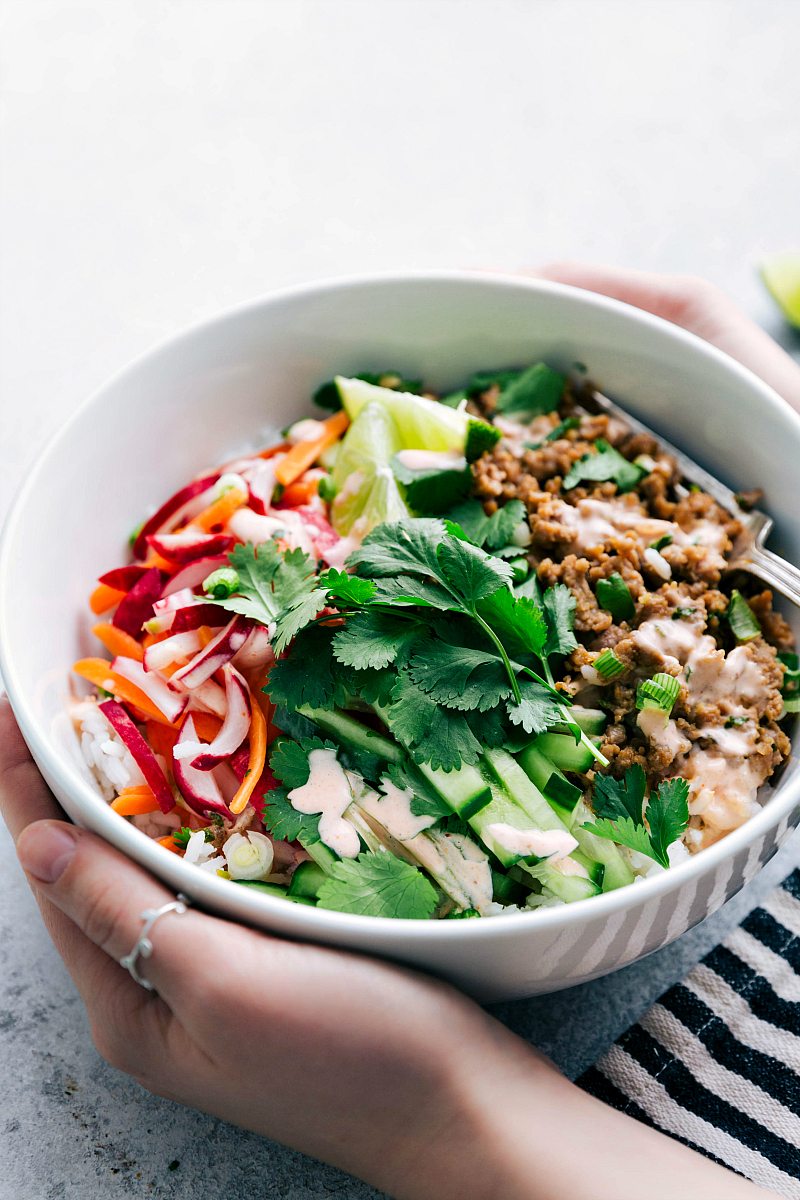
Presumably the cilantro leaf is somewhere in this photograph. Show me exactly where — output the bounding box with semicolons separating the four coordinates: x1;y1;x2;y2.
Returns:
321;569;377;607
266;625;344;712
494;362;565;418
269;736;338;789
593;764;647;825
436;537;512;607
646;778;690;867
334;661;398;707
562;439;646;494
543;584;578;658
582;814;654;860
213;542;326;652
386;673;482;770
445;498;527;550
370;575;456;610
408;642;511;712
477;588;548;658
333;611;421;670
316;851;438;919
506;678;563;735
346;519;446;578
262;787;321;844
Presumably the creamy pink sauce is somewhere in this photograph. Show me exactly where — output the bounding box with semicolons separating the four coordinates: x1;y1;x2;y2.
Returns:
287;748;360;858
394;449;466;472
484;823;578;860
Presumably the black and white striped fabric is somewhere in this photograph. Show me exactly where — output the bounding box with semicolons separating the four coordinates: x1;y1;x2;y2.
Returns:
580;869;800;1197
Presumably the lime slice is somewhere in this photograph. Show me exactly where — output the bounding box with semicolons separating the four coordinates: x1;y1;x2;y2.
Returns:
760;253;800;328
331;400;408;535
335;376;500;462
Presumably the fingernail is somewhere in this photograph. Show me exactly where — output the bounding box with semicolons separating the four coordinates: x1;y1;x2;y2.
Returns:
18;823;78;883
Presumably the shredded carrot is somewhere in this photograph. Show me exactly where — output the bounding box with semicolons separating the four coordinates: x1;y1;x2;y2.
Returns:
191;712;223;741
274;411;349;487
157;834;183;855
278;469;326;507
196;625;215;648
257;441;289;460
146;720;179;758
142;630;170;649
89;583;126;615
229;689;267;815
111;787;161;816
92;622;144;662
191;487;246;533
143;550;175;572
73;658;175;726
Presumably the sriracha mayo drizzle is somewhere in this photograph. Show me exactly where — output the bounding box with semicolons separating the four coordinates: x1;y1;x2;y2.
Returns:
287;748;360;858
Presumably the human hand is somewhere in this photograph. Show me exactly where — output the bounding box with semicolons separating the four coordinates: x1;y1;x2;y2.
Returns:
0;697;774;1200
534;261;800;411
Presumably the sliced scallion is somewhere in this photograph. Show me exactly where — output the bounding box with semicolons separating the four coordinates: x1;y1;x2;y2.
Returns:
650;534;673;551
595;573;635;622
636;672;681;714
595;648;626;680
726;590;761;643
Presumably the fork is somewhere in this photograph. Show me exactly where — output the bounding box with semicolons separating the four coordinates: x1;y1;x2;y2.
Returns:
589;390;800;609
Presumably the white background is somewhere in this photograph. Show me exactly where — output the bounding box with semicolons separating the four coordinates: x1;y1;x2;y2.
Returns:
1;2;799;1197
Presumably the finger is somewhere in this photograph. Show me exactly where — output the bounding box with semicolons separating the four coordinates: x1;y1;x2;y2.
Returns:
16;818;198;1005
0;697;66;837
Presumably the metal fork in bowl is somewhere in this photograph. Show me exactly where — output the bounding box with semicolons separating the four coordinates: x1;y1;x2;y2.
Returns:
589;390;800;609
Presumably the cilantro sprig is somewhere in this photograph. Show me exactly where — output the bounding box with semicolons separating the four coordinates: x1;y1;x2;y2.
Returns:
582;765;690;868
562;439;646;494
316;851;438;919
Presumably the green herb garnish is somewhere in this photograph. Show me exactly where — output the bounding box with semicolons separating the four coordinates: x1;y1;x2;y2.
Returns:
595;573;635;621
583;765;690;868
562;439;647;493
316;851;438;919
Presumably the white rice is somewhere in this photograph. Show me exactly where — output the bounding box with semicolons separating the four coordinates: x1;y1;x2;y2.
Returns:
73;698;146;801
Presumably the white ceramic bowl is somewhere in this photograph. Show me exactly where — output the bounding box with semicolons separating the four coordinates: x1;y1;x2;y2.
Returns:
2;271;799;1001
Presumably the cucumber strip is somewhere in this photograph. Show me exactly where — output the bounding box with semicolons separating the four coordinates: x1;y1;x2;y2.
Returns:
468;779;540;868
482;748;570;833
515;745;581;815
302;839;339;874
571;849;605;887
571;801;635;892
531;731;597;773
287;861;327;900
529;864;601;903
552;705;607;736
233;880;316;905
297;705;403;764
417;760;492;819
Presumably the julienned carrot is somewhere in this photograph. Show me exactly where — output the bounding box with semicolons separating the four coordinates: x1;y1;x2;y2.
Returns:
278;469;326;507
73;658;175;726
191;487;246;533
274;411;349;487
90;583;126;615
92;622;144;662
111;787;161;816
146;720;179;758
257;441;289;460
197;625;216;648
191;712;223;741
157;834;183;855
229;690;267;815
143;549;175;572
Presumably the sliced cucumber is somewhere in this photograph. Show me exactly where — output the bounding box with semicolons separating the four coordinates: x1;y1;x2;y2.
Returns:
417;760;492;819
571;849;605;887
531;865;601;903
234;880;316;905
515;745;581;817
288;861;327;900
298;705;403;765
532;732;597;774
552;706;607;738
571;801;635;892
482;748;569;833
491;867;524;906
468;779;539;867
302;839;339;874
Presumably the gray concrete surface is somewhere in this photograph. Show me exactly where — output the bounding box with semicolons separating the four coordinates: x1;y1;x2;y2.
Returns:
2;1;800;1196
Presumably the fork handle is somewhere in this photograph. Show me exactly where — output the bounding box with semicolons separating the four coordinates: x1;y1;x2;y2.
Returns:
740;545;800;610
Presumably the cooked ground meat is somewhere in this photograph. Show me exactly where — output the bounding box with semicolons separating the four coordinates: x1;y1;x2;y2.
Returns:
471;385;794;852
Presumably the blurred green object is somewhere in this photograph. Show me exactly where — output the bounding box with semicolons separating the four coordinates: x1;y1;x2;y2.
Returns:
760;252;800;328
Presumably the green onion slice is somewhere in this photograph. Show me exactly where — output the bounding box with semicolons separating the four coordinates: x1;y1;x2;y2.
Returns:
726;590;761;643
782;697;800;716
636;672;681;714
595;573;635;622
595;648;626;680
650;534;673;551
203;567;241;599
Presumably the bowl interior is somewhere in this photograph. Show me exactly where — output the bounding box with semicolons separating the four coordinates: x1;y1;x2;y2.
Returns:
2;272;799;973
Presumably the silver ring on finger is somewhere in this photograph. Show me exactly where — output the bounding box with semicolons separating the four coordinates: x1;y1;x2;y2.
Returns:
119;893;191;992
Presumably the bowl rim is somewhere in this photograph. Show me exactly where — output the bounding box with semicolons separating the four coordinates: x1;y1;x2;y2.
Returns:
2;267;799;944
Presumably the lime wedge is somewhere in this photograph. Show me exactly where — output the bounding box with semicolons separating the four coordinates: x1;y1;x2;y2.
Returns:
331;400;408;536
335;376;500;462
760;253;800;328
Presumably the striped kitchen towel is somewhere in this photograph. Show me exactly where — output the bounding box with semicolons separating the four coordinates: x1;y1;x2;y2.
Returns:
579;869;800;1197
